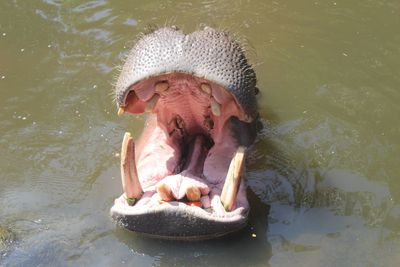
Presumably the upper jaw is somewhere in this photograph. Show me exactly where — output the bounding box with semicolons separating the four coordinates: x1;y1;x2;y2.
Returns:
114;26;258;121
116;72;253;124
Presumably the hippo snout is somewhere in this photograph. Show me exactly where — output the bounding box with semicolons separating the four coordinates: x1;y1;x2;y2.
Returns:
110;26;258;240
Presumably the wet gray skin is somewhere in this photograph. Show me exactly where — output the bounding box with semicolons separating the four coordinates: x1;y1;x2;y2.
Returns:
110;26;259;240
115;26;258;121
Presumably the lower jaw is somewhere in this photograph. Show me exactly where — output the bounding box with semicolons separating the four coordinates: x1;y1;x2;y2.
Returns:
117;130;249;213
110;127;249;239
110;192;249;240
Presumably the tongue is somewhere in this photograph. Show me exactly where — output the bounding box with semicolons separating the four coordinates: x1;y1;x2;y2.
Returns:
156;135;210;202
183;135;209;174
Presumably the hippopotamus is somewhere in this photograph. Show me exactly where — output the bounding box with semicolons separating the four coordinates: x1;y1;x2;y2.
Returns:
110;26;258;240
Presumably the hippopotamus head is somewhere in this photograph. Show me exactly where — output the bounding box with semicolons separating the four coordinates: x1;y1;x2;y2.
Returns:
110;26;258;240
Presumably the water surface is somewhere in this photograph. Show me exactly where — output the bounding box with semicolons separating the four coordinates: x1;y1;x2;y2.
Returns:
1;1;399;266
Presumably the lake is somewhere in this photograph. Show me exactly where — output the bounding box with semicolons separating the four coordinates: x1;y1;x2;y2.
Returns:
1;1;399;266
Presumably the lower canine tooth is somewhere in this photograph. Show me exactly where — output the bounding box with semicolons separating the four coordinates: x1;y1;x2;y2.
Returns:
121;132;143;205
155;81;169;93
145;94;160;112
220;146;246;211
186;186;201;202
210;97;221;116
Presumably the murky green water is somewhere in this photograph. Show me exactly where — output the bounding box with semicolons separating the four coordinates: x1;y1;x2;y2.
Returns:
1;1;399;266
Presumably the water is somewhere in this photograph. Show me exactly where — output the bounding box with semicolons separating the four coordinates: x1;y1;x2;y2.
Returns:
1;1;399;266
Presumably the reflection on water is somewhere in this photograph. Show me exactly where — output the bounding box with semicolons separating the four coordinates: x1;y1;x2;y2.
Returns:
1;0;400;266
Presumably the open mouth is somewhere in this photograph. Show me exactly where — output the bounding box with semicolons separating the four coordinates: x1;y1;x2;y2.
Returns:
110;26;258;240
111;73;252;239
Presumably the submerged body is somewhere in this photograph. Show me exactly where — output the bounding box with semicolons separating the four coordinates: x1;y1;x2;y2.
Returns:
110;26;258;240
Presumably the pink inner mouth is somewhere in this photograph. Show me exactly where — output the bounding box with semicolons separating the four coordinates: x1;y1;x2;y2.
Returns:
119;73;249;214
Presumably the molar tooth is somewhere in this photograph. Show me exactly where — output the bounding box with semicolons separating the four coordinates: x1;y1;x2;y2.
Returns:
201;83;211;95
156;183;174;202
121;132;143;205
220;146;246;211
210;97;221;116
244;114;252;122
186;186;201;202
117;107;125;116
145;94;160;112
240;114;253;123
155;81;169;93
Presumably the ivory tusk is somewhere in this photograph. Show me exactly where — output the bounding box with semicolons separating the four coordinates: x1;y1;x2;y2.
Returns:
220;146;246;211
121;132;143;205
117;107;125;116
